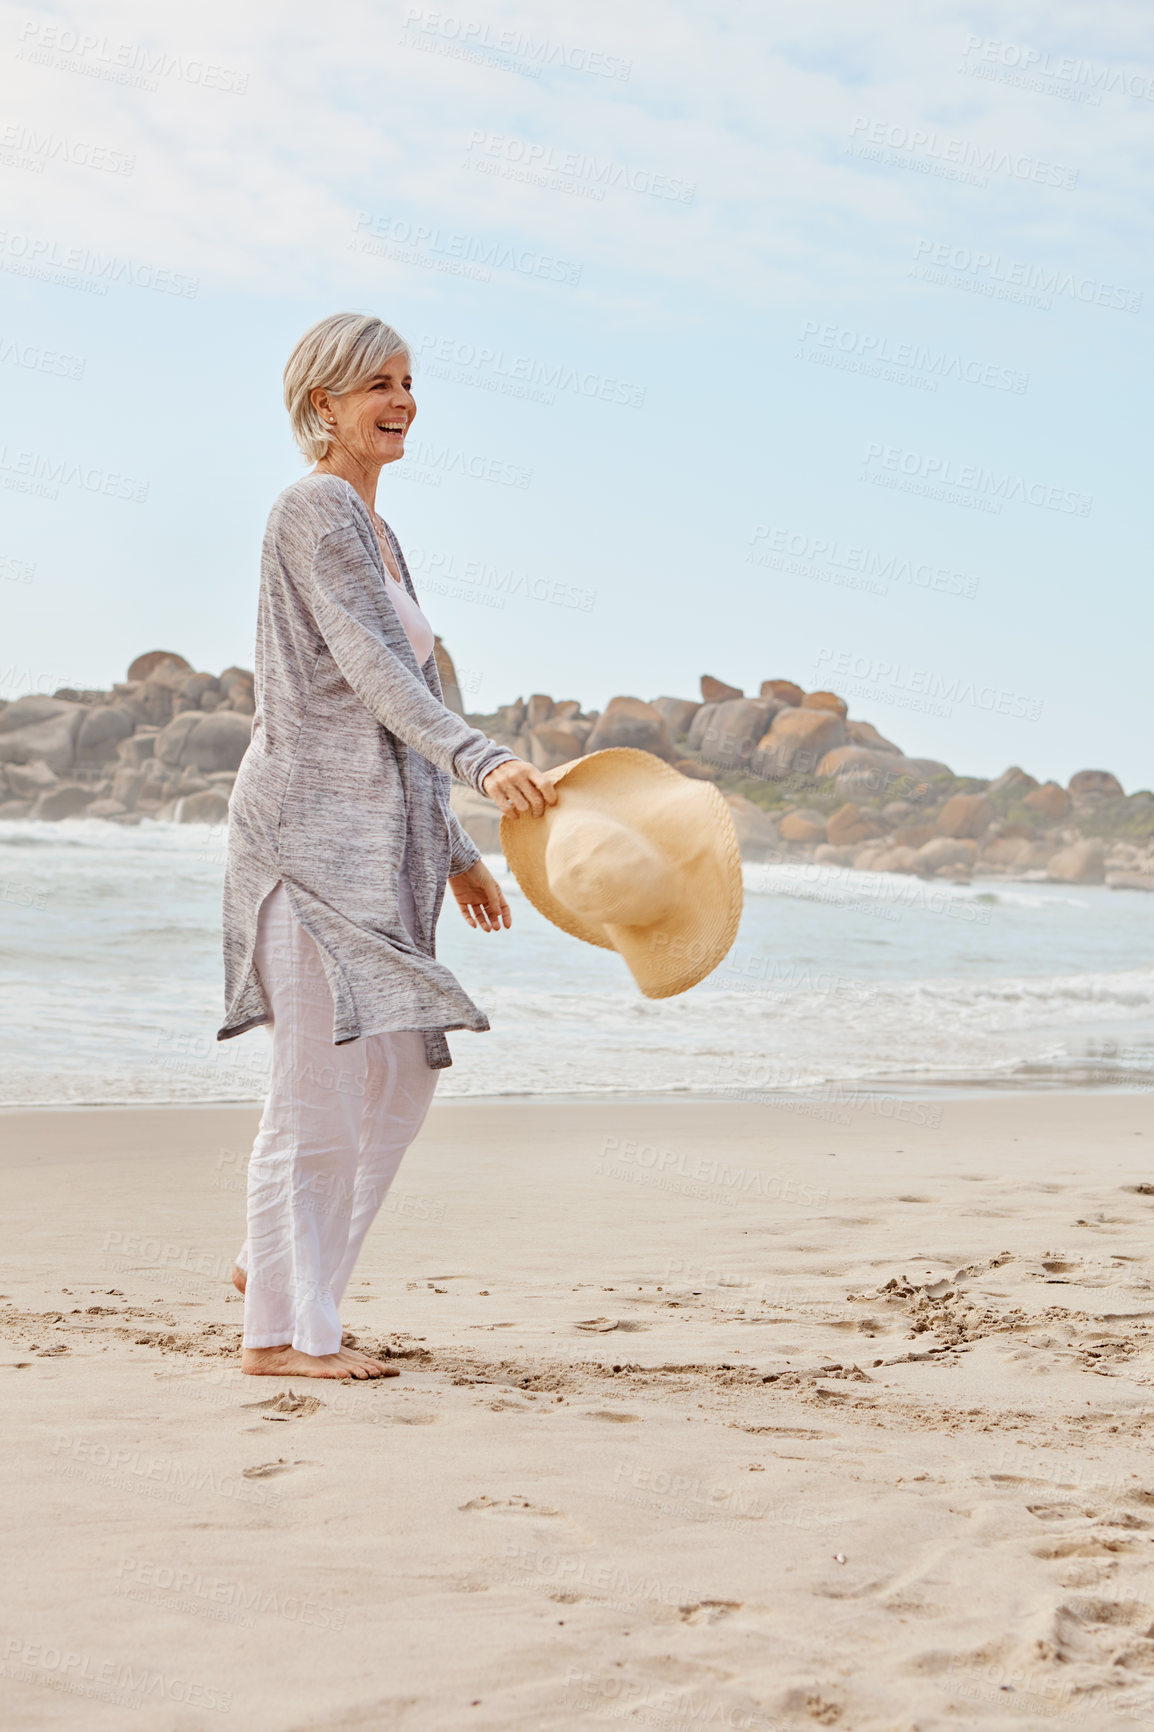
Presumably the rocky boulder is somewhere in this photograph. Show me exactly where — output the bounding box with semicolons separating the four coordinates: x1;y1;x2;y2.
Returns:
111;766;149;810
0;695;81;735
1068;770;1124;802
585;697;675;761
701;675;743;703
801;690;848;718
1047;838;1106;883
815;747;950;794
779;808;827;843
4;760;58;798
1023;782;1070;820
450;785;501;854
434;638;464;715
935;793;995;839
982;837;1050;869
651;697;701;738
0;704;86;774
760;679;803;707
827;802;885;847
892;822;937;849
687;704;717;752
868;844;921;874
76;706;135;764
144;656;197;693
916;837;978;876
525;693;554;728
756;707;845;778
846;720;901;754
175;673;222;716
156;710;253;773
32;783;98;821
526;724;585;771
127;650;192;683
723;794;780;862
177;790;230;824
988;766;1038;798
116;730;159;767
695;698;778;772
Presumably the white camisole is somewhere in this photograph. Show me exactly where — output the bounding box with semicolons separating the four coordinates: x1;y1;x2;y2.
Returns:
385;570;435;667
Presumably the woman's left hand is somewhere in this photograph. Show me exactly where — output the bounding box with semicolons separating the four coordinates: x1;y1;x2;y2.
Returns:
448;860;511;932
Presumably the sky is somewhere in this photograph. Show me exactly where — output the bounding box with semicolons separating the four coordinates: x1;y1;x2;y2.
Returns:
0;0;1150;787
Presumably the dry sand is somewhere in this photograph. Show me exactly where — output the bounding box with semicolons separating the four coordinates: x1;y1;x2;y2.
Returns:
4;1092;1154;1730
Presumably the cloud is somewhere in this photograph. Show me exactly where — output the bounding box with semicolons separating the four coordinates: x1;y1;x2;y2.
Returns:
4;0;1148;317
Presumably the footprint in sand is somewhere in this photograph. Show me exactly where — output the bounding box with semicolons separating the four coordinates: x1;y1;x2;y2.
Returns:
459;1494;562;1517
241;1458;315;1479
1040;1599;1154;1674
243;1391;326;1421
677;1600;741;1624
1033;1535;1138;1559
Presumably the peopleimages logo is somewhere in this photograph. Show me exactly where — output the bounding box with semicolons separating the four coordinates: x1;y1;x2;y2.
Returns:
0;445;148;502
960;34;1154;102
0;123;134;175
412;332;645;408
401;8;632;80
797;321;1027;394
0;229;198;297
847;117;1079;189
860;441;1092;517
747;524;979;599
464;130;696;203
351;211;582;285
15;21;248;93
910;238;1141;313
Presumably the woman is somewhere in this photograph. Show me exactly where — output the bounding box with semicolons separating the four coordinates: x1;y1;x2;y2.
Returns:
218;311;555;1379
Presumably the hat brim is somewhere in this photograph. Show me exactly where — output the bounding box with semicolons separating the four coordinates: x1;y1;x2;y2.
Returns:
500;748;744;998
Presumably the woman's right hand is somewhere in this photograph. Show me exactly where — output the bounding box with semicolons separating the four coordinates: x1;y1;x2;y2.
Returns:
482;758;559;818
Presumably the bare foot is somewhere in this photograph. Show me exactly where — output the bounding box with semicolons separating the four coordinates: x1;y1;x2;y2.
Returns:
232;1265;247;1295
337;1345;398;1377
241;1345;387;1379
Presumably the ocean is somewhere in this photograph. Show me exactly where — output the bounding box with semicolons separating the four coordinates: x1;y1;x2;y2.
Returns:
2;817;1153;1108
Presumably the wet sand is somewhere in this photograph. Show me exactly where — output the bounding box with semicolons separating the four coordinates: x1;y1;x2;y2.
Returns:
4;1093;1154;1729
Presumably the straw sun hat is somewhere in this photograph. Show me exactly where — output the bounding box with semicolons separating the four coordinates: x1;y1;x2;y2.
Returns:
499;748;743;999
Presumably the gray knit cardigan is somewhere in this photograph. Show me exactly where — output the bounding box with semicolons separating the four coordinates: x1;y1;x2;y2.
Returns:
218;472;513;1068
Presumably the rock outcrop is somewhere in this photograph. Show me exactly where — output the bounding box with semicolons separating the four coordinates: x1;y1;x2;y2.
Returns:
756;707;845;777
760;679;803;707
701;675;743;703
585;696;675;761
651;696;702;738
935;794;995;839
1047;838;1107;883
0;652;256;823
695;699;778;773
2;654;1149;898
434;637;464;716
1023;783;1070;820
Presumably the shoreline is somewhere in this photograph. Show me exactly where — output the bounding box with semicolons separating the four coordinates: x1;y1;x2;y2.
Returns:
3;1074;1153;1113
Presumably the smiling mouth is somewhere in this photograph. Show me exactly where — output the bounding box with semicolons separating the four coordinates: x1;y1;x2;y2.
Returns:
377;421;406;435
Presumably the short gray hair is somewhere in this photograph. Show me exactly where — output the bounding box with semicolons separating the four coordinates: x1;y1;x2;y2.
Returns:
284;312;411;462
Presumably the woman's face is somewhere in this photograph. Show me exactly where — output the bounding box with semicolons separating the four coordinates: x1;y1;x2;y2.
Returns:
312;354;416;469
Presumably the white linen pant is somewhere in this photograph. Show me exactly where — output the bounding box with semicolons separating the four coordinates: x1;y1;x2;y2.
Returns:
236;879;438;1356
